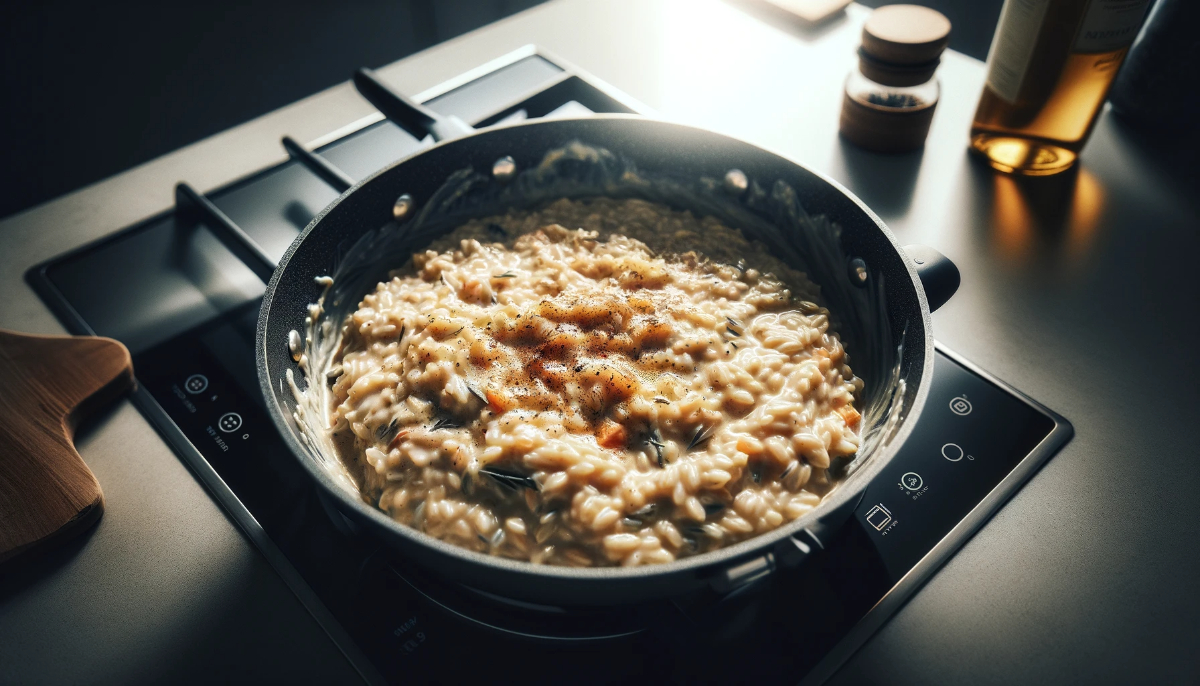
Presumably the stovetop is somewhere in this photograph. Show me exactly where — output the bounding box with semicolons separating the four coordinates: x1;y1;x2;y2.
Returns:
27;47;1071;685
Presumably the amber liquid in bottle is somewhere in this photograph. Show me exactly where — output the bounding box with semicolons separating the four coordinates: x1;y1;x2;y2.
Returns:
970;0;1148;176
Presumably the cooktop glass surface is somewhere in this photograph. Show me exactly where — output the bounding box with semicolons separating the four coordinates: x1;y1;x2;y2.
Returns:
28;49;1070;685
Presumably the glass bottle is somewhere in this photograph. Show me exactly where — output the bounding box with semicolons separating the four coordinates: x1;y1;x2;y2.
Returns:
969;0;1153;176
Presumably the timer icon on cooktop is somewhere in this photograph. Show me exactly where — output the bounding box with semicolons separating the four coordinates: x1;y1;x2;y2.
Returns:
949;395;972;415
218;412;243;433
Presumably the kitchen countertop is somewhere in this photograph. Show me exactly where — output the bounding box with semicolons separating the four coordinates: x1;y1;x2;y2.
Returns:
1;1;1197;683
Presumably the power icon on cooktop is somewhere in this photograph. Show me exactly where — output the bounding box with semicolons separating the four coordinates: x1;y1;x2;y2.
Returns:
942;443;965;462
184;374;209;394
218;412;243;433
949;395;972;415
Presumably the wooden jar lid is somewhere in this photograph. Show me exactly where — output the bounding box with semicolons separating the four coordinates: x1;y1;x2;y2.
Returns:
862;5;951;65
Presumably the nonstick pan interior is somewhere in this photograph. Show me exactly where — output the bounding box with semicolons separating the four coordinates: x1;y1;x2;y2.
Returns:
258;116;936;603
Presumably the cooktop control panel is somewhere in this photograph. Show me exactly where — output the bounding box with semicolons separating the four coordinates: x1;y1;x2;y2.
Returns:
856;353;1055;580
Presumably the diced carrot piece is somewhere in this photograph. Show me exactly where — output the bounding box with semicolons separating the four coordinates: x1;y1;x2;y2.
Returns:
485;388;508;414
837;405;861;427
596;420;628;449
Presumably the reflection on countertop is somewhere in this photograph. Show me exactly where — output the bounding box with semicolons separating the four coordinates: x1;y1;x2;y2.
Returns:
985;165;1105;271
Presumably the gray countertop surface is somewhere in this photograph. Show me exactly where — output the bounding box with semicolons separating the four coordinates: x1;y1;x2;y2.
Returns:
1;1;1197;683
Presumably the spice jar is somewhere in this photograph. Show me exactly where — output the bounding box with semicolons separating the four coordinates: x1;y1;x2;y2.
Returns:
839;5;951;153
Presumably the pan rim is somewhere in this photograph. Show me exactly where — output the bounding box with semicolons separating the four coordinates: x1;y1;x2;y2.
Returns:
256;114;935;584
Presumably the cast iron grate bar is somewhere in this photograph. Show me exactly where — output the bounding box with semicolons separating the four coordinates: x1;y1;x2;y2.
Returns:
353;67;473;142
352;67;439;140
281;136;355;193
174;182;277;283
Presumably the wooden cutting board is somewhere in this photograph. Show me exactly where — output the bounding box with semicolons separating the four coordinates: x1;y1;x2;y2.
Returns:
759;0;853;24
0;329;134;565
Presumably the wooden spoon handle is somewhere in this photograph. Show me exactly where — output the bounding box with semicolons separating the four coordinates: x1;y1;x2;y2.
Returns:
0;329;134;564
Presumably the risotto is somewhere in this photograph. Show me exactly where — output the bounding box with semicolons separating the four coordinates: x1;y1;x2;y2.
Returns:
327;198;863;567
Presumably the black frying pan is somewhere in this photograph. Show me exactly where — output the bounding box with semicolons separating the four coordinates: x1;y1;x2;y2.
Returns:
239;69;958;605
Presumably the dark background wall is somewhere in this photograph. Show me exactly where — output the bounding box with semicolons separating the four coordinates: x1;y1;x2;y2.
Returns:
0;0;1002;221
0;0;547;220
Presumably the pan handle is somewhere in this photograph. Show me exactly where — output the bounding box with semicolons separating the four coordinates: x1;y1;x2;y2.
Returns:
353;67;474;142
903;245;959;312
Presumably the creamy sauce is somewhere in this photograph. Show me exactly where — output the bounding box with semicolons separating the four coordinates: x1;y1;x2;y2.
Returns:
326;198;862;566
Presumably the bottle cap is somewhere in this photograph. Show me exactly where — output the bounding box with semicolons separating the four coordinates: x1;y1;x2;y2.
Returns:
859;5;951;86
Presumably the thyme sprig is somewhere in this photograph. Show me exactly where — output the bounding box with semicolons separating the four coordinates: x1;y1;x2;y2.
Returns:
480;467;538;491
647;427;666;467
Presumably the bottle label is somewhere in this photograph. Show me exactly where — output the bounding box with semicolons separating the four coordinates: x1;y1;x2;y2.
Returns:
1074;0;1151;53
984;0;1052;104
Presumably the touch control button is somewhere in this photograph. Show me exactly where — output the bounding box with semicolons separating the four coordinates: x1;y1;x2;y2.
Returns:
949;395;972;415
185;374;209;394
218;412;243;433
865;504;892;530
941;443;964;462
900;472;924;490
